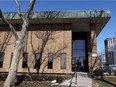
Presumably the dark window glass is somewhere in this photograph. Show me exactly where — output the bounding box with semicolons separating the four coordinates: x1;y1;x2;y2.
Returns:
22;53;28;68
0;52;4;68
61;53;66;69
34;53;40;69
72;40;85;71
48;53;53;69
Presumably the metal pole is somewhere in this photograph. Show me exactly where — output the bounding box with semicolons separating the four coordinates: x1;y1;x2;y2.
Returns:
75;72;77;84
74;57;77;85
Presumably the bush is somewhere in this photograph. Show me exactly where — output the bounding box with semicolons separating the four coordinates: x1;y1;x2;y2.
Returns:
16;74;66;82
0;73;7;80
56;76;65;83
0;73;66;83
93;69;103;76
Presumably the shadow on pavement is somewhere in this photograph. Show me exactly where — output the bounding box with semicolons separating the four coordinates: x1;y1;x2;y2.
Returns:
95;76;116;87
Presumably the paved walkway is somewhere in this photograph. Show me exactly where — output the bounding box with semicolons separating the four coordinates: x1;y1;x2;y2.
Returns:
59;72;92;87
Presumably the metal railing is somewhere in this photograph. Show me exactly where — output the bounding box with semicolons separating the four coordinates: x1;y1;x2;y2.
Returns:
69;62;77;87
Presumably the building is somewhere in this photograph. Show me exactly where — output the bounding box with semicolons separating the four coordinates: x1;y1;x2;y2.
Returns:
98;54;106;67
0;10;110;74
105;38;116;65
105;38;116;52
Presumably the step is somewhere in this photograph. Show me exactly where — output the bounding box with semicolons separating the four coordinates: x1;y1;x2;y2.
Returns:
77;72;89;78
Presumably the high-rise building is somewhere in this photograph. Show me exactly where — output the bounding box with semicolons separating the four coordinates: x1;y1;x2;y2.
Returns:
105;38;116;65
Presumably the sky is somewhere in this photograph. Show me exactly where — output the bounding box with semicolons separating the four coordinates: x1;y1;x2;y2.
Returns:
0;0;116;54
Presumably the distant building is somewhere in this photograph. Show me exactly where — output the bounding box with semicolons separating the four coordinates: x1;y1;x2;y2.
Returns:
98;54;106;67
105;38;116;65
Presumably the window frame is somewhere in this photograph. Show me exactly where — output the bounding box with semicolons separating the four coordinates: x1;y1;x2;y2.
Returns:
34;53;40;69
48;53;53;69
60;53;66;69
22;52;28;68
0;52;4;68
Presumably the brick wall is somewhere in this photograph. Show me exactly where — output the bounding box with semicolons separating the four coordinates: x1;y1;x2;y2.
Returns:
0;30;72;74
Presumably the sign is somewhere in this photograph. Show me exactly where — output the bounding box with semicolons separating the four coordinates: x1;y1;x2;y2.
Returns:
92;53;97;57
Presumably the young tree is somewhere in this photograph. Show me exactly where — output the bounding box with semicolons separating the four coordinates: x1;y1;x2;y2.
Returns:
0;0;36;87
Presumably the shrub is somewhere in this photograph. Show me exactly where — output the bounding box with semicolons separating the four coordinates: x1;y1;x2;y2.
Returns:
16;74;66;82
0;73;66;83
0;73;7;80
56;76;65;83
93;69;103;76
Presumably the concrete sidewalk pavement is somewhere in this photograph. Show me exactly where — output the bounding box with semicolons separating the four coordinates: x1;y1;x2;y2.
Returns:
59;72;92;87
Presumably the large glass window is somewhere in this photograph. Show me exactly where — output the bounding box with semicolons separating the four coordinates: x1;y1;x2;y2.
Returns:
34;53;40;69
72;40;85;71
0;52;4;68
48;53;53;69
61;53;66;69
22;52;28;68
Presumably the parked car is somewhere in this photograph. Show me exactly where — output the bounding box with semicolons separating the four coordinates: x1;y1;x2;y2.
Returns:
109;65;116;74
93;66;112;76
99;66;111;73
92;65;116;77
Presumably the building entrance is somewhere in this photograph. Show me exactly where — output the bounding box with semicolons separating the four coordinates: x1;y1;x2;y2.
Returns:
72;32;88;72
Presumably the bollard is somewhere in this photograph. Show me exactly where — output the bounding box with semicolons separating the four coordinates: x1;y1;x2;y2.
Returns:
75;72;77;84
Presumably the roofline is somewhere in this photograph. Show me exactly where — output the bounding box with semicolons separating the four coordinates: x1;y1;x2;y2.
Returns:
1;10;111;20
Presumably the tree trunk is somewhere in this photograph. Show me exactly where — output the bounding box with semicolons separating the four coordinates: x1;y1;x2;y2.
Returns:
0;0;36;86
4;20;28;87
4;40;22;87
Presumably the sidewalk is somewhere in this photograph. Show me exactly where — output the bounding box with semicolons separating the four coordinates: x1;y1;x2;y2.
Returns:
59;72;92;87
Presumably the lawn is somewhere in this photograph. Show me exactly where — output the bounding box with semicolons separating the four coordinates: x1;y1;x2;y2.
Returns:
93;76;116;87
0;81;53;87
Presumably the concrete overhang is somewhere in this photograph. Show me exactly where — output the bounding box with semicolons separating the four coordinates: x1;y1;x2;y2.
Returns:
0;10;111;36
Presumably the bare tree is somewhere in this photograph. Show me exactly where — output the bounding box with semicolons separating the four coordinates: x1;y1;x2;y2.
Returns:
90;11;105;70
0;0;36;87
0;32;12;70
0;32;12;52
24;11;65;76
87;11;105;78
32;30;67;74
97;50;105;67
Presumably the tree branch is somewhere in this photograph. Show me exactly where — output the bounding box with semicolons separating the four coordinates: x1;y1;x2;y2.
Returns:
15;0;21;15
27;0;36;18
15;0;25;20
19;0;36;41
0;9;19;40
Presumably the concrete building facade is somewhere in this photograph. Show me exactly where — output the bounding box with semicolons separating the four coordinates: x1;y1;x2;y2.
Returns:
105;38;116;65
0;10;110;74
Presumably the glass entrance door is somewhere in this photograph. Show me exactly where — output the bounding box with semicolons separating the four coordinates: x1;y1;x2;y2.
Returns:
72;40;86;72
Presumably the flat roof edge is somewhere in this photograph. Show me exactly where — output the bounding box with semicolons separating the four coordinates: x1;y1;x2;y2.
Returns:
1;10;111;20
